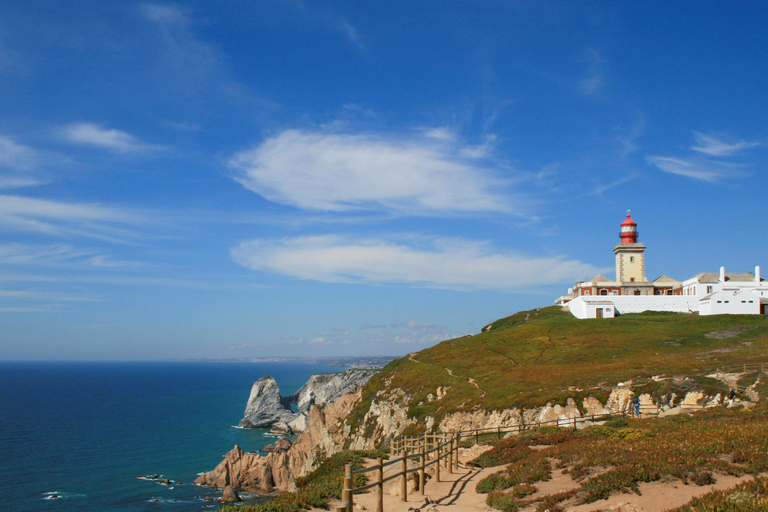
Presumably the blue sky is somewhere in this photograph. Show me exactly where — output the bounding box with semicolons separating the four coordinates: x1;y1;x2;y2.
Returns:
2;1;767;360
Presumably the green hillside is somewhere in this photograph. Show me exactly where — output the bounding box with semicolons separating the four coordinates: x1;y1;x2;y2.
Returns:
351;307;768;433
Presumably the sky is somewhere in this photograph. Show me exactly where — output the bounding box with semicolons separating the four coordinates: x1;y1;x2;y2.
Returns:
1;1;767;360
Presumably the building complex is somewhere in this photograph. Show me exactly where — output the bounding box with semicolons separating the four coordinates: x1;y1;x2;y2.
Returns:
556;212;768;319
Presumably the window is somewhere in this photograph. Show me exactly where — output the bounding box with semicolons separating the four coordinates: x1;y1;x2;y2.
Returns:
717;300;722;303
725;300;730;303
630;256;634;263
630;278;635;282
707;286;713;293
634;290;641;295
600;289;608;295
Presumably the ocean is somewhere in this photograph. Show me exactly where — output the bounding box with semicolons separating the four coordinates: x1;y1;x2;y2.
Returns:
0;361;341;512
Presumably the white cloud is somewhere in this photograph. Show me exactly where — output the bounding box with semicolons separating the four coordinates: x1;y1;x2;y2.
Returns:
647;131;759;182
0;243;141;269
60;123;163;152
230;129;512;214
691;132;762;157
230;235;604;291
0;136;39;171
0;194;145;240
646;156;749;182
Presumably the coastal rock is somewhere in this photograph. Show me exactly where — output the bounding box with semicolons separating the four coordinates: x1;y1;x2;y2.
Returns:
606;386;634;414
221;485;241;502
290;369;378;413
583;396;609;417
194;444;294;494
239;376;294;429
681;391;707;409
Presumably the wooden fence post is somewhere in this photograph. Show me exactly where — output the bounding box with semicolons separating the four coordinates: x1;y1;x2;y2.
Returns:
475;429;479;446
343;463;353;512
418;447;424;495
400;450;407;502
376;457;383;512
455;434;460;472
435;437;441;482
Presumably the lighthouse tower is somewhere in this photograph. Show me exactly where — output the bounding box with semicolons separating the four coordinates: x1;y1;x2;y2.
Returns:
614;211;647;285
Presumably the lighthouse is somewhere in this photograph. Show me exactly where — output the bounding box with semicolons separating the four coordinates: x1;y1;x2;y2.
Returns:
614;211;648;286
619;211;638;244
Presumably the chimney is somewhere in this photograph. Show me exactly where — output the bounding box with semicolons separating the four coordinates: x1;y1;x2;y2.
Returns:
720;266;726;282
756;266;761;283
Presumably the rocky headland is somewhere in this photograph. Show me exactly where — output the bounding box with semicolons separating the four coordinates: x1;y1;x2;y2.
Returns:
237;368;378;435
195;307;768;497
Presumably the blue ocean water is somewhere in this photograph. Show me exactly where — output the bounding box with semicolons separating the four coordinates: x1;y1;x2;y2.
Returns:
0;361;340;512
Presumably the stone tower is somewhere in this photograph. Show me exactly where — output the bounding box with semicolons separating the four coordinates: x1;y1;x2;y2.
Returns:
614;211;647;284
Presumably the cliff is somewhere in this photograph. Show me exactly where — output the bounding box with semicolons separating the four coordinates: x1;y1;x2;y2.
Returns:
289;368;378;413
238;376;295;429
199;307;768;494
238;368;378;434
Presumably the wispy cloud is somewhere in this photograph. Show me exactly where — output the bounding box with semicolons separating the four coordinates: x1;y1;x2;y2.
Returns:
60;123;164;152
0;135;49;189
592;174;637;195
645;156;745;182
577;49;605;96
0;194;146;241
0;243;142;269
0;136;39;171
230;129;513;215
230;235;604;291
647;131;761;182
691;131;762;157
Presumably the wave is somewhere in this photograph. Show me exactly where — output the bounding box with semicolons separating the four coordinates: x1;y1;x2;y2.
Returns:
42;491;86;500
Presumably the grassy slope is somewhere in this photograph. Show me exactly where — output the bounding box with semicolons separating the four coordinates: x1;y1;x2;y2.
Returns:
472;404;768;511
354;307;768;432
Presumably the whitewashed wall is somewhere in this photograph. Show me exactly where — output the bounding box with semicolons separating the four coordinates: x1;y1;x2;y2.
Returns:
699;290;760;315
567;296;699;319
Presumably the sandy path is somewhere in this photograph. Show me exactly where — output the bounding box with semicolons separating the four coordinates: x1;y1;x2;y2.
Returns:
317;463;501;512
312;452;762;512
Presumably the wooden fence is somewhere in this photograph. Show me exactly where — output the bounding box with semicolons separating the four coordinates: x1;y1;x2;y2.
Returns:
334;411;624;512
716;361;768;376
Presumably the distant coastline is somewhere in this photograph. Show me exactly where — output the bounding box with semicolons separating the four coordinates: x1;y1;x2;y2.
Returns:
180;356;398;369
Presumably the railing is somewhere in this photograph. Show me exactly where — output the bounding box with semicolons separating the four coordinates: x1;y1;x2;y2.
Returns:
716;361;768;376
335;411;625;512
335;433;459;512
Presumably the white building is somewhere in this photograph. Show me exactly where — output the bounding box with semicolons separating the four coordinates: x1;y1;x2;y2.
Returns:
683;266;768;315
699;290;761;315
558;213;767;318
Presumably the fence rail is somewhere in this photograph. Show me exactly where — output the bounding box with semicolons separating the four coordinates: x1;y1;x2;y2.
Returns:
334;411;625;512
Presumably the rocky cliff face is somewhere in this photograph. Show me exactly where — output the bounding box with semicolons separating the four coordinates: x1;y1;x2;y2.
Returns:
203;373;751;494
238;376;295;429
238;369;378;434
290;369;378;413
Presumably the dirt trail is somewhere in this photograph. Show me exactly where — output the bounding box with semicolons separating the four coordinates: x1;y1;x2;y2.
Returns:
408;353;487;398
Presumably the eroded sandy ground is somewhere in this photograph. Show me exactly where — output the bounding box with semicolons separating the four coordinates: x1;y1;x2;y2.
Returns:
314;444;761;512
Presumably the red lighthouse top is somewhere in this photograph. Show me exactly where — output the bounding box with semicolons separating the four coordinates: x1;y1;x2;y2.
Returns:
619;211;638;244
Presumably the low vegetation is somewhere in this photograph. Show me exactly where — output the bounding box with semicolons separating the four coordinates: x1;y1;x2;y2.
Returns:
471;403;768;511
218;449;386;512
349;307;768;434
